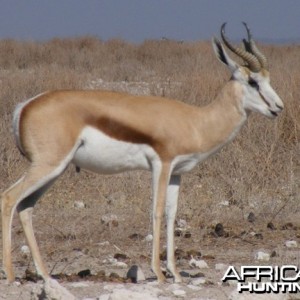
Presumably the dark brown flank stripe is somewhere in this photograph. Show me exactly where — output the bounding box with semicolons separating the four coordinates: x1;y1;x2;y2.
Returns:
87;116;168;160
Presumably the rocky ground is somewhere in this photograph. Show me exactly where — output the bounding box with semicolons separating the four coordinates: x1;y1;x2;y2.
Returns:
1;221;300;300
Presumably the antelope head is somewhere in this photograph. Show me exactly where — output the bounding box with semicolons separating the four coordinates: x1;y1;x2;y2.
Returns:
212;22;283;118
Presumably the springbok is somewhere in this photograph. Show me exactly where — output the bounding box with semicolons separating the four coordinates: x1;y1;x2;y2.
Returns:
1;23;283;284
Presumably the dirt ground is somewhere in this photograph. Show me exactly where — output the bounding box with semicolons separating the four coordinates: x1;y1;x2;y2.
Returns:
1;219;300;299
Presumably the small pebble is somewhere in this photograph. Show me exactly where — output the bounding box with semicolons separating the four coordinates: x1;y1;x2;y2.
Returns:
285;240;298;248
255;251;270;261
172;289;186;297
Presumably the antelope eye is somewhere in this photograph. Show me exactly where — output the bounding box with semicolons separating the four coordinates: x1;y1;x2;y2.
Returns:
248;78;259;90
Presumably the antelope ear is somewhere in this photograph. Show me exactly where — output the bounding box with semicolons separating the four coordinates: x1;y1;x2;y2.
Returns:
212;37;239;73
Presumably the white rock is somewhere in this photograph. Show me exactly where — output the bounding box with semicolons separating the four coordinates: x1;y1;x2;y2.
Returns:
219;200;230;206
43;278;76;300
177;219;187;228
98;241;110;246
172;289;186;297
255;251;270;261
101;213;118;224
107;257;118;264
189;257;209;269
145;234;153;242
285;240;298;248
114;261;128;268
21;245;30;255
73;200;86;209
13;281;21;287
191;277;206;285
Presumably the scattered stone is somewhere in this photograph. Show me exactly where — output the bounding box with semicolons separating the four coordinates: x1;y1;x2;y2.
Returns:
34;278;76;300
271;250;277;257
174;228;183;237
98;241;110;246
189;257;209;269
126;265;146;283
267;222;276;230
190;272;205;278
285;240;298;248
145;234;153;242
101;214;119;227
255;251;270;261
77;269;91;278
191;277;206;285
179;270;190;277
114;253;129;260
106;257;118;264
73;200;86;209
128;233;144;240
176;219;187;228
219;200;230;206
247;212;256;223
114;261;128;268
184;231;192;238
214;223;226;237
21;245;30;255
255;233;263;240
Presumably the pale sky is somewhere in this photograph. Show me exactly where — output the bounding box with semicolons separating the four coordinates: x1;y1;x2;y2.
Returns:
0;1;299;43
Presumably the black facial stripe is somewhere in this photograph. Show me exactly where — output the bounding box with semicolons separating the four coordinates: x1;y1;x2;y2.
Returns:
258;91;271;108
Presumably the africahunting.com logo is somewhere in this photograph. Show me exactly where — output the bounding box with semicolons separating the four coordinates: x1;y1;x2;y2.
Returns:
222;265;300;293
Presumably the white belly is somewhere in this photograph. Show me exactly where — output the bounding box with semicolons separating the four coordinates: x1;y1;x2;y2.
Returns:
72;126;157;174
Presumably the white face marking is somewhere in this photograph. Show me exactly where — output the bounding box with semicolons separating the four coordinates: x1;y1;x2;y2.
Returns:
73;126;158;174
234;69;283;118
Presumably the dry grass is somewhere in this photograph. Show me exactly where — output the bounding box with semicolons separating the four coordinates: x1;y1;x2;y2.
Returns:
0;37;300;273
